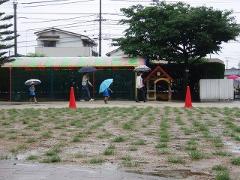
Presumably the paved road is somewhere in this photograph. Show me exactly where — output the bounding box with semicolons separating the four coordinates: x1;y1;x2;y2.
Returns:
0;100;239;109
0;161;169;180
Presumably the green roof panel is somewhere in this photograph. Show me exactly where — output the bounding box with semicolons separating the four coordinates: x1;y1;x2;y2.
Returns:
2;57;145;68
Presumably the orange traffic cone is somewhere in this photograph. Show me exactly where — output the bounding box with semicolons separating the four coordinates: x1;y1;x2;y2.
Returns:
184;86;192;108
69;87;77;109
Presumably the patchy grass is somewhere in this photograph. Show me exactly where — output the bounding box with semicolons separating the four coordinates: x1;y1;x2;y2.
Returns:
104;145;115;156
155;142;168;149
26;138;36;143
185;139;198;151
8;135;17;140
73;152;84;158
168;156;185;164
129;146;138;151
158;148;170;155
89;157;104;164
212;136;224;148
212;165;228;172
0;133;5;138
122;155;138;167
112;136;126;143
213;151;232;157
97;132;112;139
41;155;61;163
132;139;146;146
72;136;81;142
0;155;9;160
188;150;204;160
27;155;38;161
212;165;230;180
10;144;27;154
231;157;240;166
41;131;52;139
122;121;135;130
1;107;240;179
215;171;230;180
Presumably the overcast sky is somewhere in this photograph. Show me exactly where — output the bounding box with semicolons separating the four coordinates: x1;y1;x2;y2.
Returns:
2;0;240;68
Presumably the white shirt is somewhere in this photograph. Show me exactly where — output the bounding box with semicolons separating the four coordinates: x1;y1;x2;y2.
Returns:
136;76;144;89
82;75;88;86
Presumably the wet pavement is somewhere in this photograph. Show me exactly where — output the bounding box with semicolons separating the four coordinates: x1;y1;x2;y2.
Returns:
0;161;170;180
0;100;240;109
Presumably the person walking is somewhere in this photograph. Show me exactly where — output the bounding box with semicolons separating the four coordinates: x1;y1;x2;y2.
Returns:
29;84;37;103
136;72;146;102
103;87;113;104
99;78;113;104
81;73;94;101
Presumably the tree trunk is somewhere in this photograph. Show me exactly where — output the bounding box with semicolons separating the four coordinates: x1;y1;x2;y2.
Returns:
184;58;189;88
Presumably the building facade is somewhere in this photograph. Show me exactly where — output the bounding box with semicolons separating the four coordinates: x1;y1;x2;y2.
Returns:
35;28;97;57
0;57;145;101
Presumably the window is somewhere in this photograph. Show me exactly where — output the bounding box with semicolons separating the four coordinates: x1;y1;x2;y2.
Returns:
43;41;56;47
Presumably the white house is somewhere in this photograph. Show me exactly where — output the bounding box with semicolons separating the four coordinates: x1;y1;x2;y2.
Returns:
106;48;126;57
35;28;97;57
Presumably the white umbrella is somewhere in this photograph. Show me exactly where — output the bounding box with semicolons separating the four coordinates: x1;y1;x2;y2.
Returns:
25;79;41;86
134;65;151;72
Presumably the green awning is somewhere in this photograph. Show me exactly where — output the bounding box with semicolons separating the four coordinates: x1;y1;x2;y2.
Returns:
2;57;145;68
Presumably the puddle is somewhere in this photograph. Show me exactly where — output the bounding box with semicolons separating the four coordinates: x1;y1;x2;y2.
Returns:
129;169;211;179
0;160;166;180
224;141;240;154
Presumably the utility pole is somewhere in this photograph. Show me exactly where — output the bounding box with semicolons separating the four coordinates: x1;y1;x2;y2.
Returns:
13;1;18;56
226;59;229;69
99;0;102;57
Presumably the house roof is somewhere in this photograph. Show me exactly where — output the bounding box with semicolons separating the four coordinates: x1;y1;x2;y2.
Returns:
2;57;145;68
145;66;173;81
106;48;123;56
35;27;97;46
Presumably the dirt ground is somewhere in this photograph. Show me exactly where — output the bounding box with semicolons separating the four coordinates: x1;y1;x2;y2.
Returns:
0;101;240;179
0;100;240;109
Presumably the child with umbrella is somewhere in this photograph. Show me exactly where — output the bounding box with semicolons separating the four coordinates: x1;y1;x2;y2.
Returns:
99;79;113;104
29;84;37;103
25;79;41;103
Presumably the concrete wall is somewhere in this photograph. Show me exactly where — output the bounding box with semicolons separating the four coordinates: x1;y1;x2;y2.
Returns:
35;31;94;57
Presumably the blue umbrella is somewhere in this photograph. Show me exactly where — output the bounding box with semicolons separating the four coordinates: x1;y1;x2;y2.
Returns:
99;79;113;93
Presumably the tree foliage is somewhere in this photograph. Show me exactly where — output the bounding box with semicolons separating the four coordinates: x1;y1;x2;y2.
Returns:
115;2;240;66
0;0;14;65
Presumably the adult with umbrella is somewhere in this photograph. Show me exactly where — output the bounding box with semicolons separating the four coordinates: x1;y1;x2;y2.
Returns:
99;79;113;104
79;67;96;101
24;79;41;103
134;65;151;102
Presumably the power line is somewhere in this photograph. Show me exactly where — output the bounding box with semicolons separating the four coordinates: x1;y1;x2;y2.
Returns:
21;0;83;5
20;15;97;24
22;0;95;8
21;15;96;24
18;20;98;32
17;12;124;16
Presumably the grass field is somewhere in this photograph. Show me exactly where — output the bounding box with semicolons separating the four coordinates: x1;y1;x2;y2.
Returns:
0;107;240;179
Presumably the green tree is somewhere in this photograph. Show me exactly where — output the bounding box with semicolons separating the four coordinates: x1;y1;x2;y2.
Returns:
0;0;15;65
115;2;240;84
